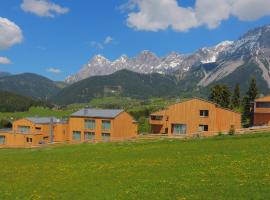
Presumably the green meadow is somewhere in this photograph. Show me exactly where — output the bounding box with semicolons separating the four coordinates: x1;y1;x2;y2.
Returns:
0;133;270;200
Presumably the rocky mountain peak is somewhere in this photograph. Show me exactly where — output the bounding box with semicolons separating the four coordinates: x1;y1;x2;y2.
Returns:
65;24;270;85
90;54;110;65
135;50;160;64
113;54;129;64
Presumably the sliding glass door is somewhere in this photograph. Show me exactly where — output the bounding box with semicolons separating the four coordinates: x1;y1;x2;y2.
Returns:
172;124;187;135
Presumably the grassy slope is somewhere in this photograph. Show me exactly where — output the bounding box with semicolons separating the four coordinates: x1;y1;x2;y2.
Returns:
0;133;270;199
0;107;73;120
51;70;180;105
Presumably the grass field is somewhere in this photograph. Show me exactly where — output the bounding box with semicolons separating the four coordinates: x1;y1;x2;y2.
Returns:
0;133;270;199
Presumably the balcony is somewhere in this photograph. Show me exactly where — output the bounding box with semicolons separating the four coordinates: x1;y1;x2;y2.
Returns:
149;115;167;125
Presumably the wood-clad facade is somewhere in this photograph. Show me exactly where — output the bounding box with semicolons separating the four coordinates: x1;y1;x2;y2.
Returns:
0;109;138;148
68;109;138;143
0;118;68;148
150;98;241;136
253;96;270;126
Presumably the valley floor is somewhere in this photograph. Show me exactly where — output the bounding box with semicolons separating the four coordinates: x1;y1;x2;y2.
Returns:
0;133;270;199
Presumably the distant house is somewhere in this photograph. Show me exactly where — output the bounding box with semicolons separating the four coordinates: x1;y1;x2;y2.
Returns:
0;117;68;147
0;108;138;148
69;109;138;142
253;96;270;126
149;98;241;136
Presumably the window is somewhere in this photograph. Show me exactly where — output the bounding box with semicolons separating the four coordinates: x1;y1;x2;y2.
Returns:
85;120;96;130
102;133;111;141
151;115;163;120
172;124;187;134
256;102;270;108
199;125;209;132
43;136;49;140
26;137;33;143
18;126;30;133
0;136;6;145
84;132;95;141
200;110;209;117
102;120;111;131
73;131;81;141
35;127;41;131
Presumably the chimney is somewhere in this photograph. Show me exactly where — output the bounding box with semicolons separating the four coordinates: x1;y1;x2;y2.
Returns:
50;117;54;144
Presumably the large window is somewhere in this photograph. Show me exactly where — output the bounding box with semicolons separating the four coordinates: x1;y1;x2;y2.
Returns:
256;102;270;108
172;124;187;134
0;136;6;145
102;120;111;131
84;132;95;141
85;120;96;130
102;133;111;142
200;110;209;117
18;126;30;133
199;125;209;132
151;115;163;120
73;131;81;141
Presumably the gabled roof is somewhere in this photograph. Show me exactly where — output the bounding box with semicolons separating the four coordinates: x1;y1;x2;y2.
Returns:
71;109;124;119
26;117;59;124
150;97;241;115
255;96;270;102
150;110;167;116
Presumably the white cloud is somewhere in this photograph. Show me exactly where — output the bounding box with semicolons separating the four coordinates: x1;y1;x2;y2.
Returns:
123;0;270;32
0;57;12;65
126;0;197;32
230;0;270;21
90;36;115;50
0;17;23;50
90;41;104;50
104;36;113;44
47;67;61;74
21;0;69;17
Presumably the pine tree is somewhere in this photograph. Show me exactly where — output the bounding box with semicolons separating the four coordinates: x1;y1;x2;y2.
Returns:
243;78;259;126
242;96;251;127
231;83;240;109
209;84;231;108
247;78;258;102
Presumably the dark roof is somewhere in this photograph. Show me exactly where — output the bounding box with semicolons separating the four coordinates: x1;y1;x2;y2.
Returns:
26;117;59;124
71;109;124;118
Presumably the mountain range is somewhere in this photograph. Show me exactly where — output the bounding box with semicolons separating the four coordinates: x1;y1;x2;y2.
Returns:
1;24;270;105
65;24;270;88
65;41;233;84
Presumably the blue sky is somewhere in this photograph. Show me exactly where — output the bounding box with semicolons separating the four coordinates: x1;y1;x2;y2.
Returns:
0;0;270;81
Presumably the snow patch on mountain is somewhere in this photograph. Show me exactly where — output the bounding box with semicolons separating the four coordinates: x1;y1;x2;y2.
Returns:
65;51;187;83
65;24;270;86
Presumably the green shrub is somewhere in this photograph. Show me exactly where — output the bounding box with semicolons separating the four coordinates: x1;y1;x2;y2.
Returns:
228;125;236;135
138;117;151;133
0;119;12;129
218;132;224;136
